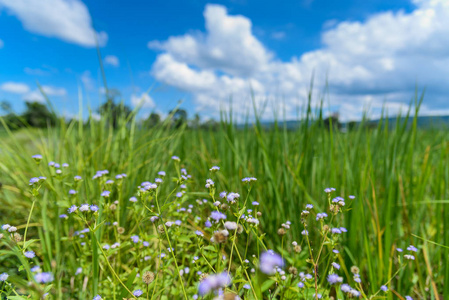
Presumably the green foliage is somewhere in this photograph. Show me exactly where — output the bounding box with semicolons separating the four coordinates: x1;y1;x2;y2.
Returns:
0;98;447;299
0;101;57;130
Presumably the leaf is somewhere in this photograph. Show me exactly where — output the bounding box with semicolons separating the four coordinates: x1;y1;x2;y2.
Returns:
177;236;192;244
202;245;217;252
261;279;275;292
22;239;39;251
120;268;138;298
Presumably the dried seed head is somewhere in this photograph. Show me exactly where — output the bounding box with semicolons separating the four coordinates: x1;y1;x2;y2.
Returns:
288;266;298;275
277;228;286;236
157;225;165;234
294;245;302;253
220;203;228;211
13;233;22;242
256;211;262;217
351;266;360;274
142;271;155;284
323;225;330;232
109;204;117;211
213;230;228;243
199;273;208;281
223;292;239;300
117;227;125;234
237;224;244;234
330;204;340;214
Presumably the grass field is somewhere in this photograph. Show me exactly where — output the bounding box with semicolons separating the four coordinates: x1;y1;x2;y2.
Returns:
0;101;448;299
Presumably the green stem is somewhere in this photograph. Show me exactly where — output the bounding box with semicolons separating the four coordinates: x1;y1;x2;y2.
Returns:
23;200;36;246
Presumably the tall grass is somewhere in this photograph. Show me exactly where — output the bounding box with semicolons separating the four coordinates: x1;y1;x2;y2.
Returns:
0;96;448;298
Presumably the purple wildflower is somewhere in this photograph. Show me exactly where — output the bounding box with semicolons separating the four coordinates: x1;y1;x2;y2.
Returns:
259;250;284;274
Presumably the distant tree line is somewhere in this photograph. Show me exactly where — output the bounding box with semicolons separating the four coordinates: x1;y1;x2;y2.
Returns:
1;94;220;131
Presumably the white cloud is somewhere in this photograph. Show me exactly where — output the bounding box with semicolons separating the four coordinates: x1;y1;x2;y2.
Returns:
0;82;30;94
271;31;286;40
104;55;120;67
0;39;3;48
81;71;95;91
0;0;107;47
24;65;58;76
131;93;155;108
148;4;272;77
24;85;67;102
149;2;449;120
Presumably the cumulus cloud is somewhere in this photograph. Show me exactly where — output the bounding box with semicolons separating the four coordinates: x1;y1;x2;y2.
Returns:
0;82;30;94
0;0;107;47
131;93;155;108
149;4;272;77
104;55;120;67
149;1;449;120
24;85;67;102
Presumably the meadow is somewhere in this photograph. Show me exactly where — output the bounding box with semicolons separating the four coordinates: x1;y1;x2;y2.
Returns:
0;99;448;299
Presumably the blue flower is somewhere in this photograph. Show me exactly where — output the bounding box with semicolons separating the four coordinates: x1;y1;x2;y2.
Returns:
297;282;304;288
407;245;418;252
29;177;39;185
171;156;180;161
68;205;78;214
341;284;351;292
59;214;68;219
205;220;212;228
130;235;140;243
316;213;328;221
327;273;343;284
332;262;341;270
259;250;284;274
198;272;231;296
24;251;35;258
133;289;143;297
242;177;257;184
381;285;388;292
0;273;8;282
243;284;250;289
90;205;99;212
210;166;220;172
34;272;54;283
93;295;102;300
195;230;204;236
210;211;226;222
101;191;111;197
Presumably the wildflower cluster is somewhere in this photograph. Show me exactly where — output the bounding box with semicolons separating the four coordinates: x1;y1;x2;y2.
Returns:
0;155;421;299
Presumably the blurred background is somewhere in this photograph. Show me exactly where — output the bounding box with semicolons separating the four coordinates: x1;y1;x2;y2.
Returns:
1;0;449;126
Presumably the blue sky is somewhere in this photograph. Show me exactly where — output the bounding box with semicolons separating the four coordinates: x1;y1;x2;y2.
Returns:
0;0;448;121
